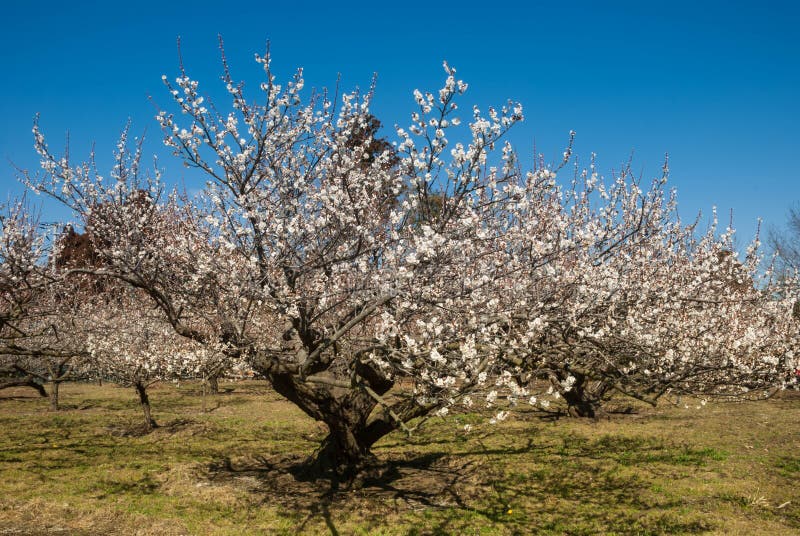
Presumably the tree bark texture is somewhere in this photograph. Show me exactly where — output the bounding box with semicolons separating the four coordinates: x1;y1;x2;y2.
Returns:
135;382;157;430
49;380;60;411
560;371;611;419
258;365;429;482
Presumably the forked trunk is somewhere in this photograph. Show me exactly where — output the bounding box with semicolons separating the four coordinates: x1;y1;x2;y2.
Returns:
307;395;432;483
135;382;157;430
308;392;380;482
266;371;401;483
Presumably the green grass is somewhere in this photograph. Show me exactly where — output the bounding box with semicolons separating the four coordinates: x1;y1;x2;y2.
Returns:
0;382;798;535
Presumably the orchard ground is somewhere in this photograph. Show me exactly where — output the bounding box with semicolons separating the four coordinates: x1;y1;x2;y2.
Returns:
0;382;798;535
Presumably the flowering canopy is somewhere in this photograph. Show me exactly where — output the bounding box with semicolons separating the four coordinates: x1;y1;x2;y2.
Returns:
20;47;800;476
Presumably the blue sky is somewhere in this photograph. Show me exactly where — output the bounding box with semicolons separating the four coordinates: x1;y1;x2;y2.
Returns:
1;0;798;245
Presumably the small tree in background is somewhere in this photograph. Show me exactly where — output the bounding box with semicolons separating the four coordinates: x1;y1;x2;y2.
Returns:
0;201;93;409
769;205;800;279
86;295;221;430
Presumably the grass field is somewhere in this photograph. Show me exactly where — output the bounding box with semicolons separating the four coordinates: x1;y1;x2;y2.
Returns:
0;381;798;535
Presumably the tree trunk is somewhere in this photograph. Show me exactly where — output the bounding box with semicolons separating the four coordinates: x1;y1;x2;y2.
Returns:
208;375;219;395
251;335;430;484
49;380;60;411
312;421;377;482
265;371;392;483
307;394;434;484
306;391;380;482
557;369;610;419
563;387;601;418
135;382;157;430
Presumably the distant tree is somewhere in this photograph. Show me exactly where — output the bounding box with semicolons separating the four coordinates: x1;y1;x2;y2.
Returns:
50;182;231;427
513;188;800;418
0;201;92;409
87;294;216;430
55;225;99;270
769;204;800;276
343;114;399;171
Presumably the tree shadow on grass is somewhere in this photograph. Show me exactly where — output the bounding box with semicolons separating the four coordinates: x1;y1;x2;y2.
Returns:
204;449;478;531
202;432;715;535
104;417;199;437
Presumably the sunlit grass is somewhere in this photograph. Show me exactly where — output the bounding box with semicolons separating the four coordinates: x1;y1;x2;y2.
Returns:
1;382;798;534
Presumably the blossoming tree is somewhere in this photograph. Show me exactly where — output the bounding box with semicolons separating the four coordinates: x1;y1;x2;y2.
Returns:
27;51;546;478
23;45;799;478
506;163;800;417
0;201;94;409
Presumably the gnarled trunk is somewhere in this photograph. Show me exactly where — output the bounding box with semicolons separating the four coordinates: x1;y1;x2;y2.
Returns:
260;364;424;483
562;386;602;418
556;369;611;419
313;418;378;480
276;374;379;480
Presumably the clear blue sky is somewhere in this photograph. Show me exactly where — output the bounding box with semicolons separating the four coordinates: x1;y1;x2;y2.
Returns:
1;0;798;245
